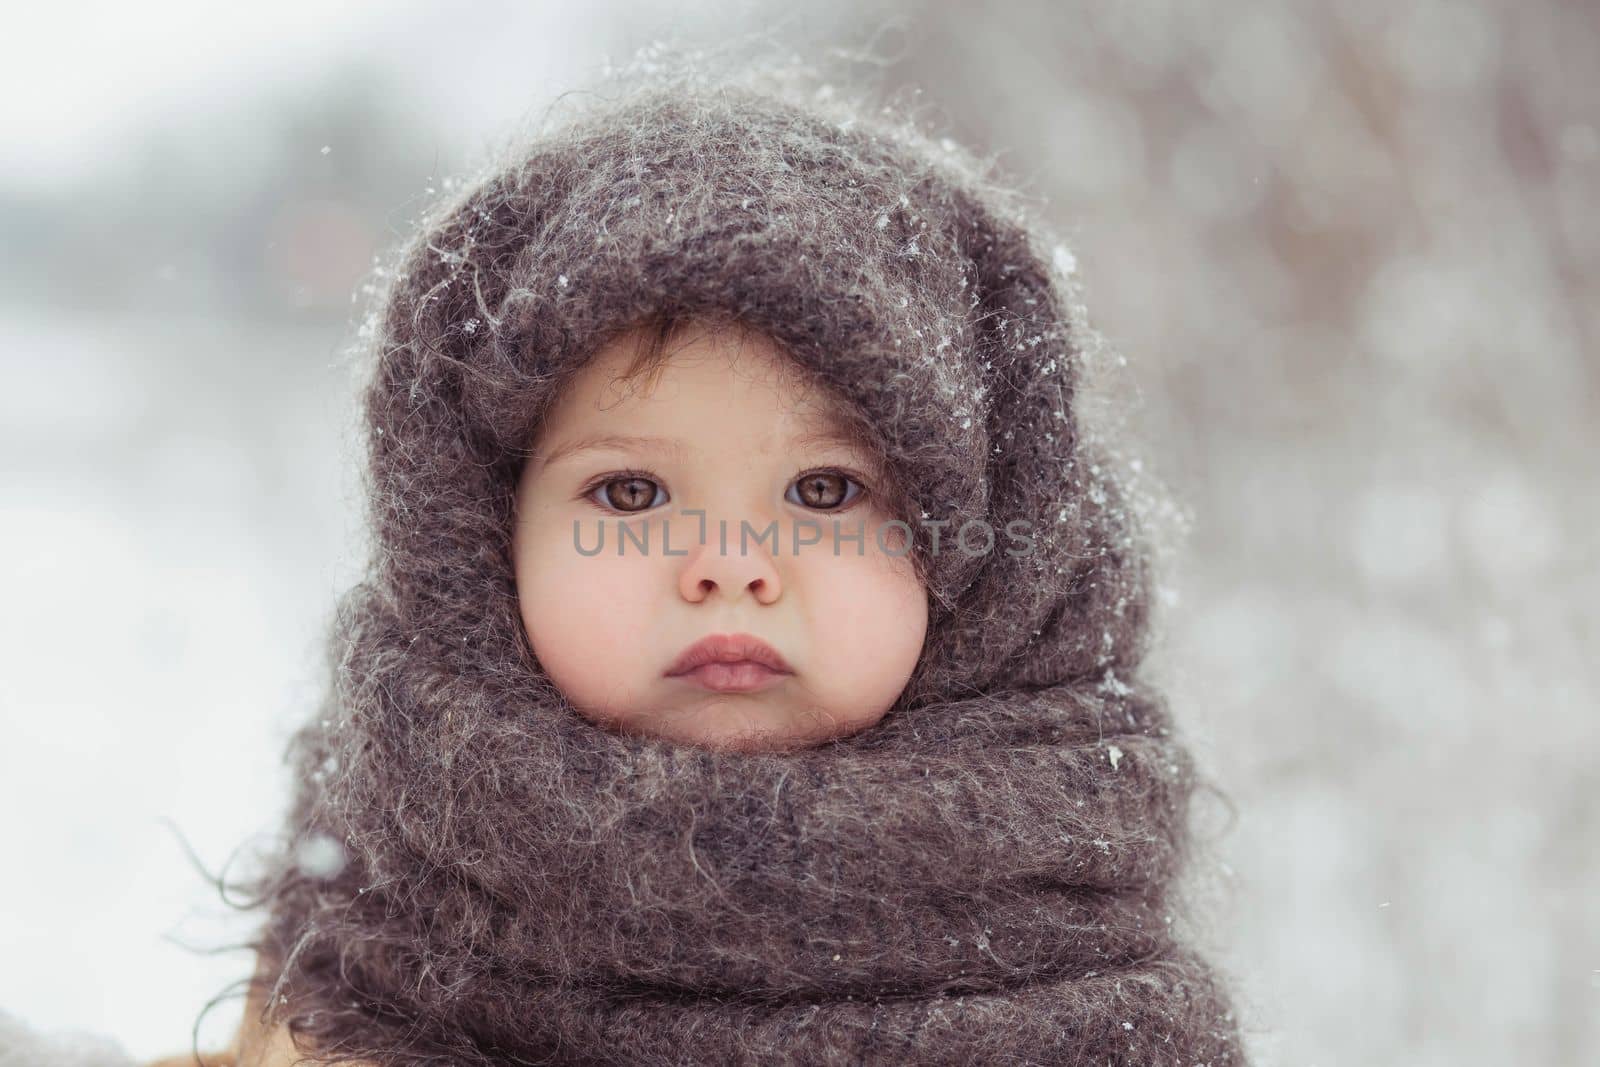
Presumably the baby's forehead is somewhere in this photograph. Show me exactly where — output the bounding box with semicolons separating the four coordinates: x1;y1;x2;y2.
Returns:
580;340;874;428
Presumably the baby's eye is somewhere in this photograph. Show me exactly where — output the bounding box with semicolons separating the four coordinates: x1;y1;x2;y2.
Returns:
583;469;868;514
589;474;668;513
787;469;866;511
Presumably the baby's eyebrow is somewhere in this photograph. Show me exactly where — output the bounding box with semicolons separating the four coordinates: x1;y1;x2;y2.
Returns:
792;426;868;451
535;433;686;470
794;424;886;469
533;427;879;471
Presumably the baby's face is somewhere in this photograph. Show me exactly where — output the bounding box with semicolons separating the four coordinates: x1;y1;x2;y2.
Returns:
512;322;928;752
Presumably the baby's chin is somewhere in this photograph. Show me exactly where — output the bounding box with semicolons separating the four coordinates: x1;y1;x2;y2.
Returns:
577;693;865;753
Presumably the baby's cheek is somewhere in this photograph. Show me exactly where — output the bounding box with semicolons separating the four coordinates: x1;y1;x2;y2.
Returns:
797;541;927;711
515;522;660;712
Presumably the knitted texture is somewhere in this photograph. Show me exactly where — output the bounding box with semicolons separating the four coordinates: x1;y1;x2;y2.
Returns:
230;52;1247;1066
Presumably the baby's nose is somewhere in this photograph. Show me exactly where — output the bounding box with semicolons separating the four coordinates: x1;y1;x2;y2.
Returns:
675;528;783;605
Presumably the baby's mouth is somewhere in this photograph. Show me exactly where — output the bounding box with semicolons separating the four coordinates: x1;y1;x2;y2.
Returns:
670;660;790;693
663;632;794;693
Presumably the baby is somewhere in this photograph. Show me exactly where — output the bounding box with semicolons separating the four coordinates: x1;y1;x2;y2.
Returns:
511;310;928;754
124;51;1247;1067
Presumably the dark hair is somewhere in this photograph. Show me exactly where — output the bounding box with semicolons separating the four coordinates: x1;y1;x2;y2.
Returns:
618;306;703;381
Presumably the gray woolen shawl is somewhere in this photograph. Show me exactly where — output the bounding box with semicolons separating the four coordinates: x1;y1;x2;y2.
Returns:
226;60;1248;1067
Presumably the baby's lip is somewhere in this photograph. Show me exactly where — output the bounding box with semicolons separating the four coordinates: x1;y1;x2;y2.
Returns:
664;632;794;677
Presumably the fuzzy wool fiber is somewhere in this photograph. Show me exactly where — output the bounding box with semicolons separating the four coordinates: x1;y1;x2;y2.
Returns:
228;53;1248;1066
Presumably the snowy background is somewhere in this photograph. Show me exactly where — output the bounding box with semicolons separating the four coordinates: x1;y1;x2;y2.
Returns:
2;1;1595;1064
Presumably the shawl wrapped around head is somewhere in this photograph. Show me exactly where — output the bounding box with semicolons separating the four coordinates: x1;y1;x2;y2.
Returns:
223;49;1248;1067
